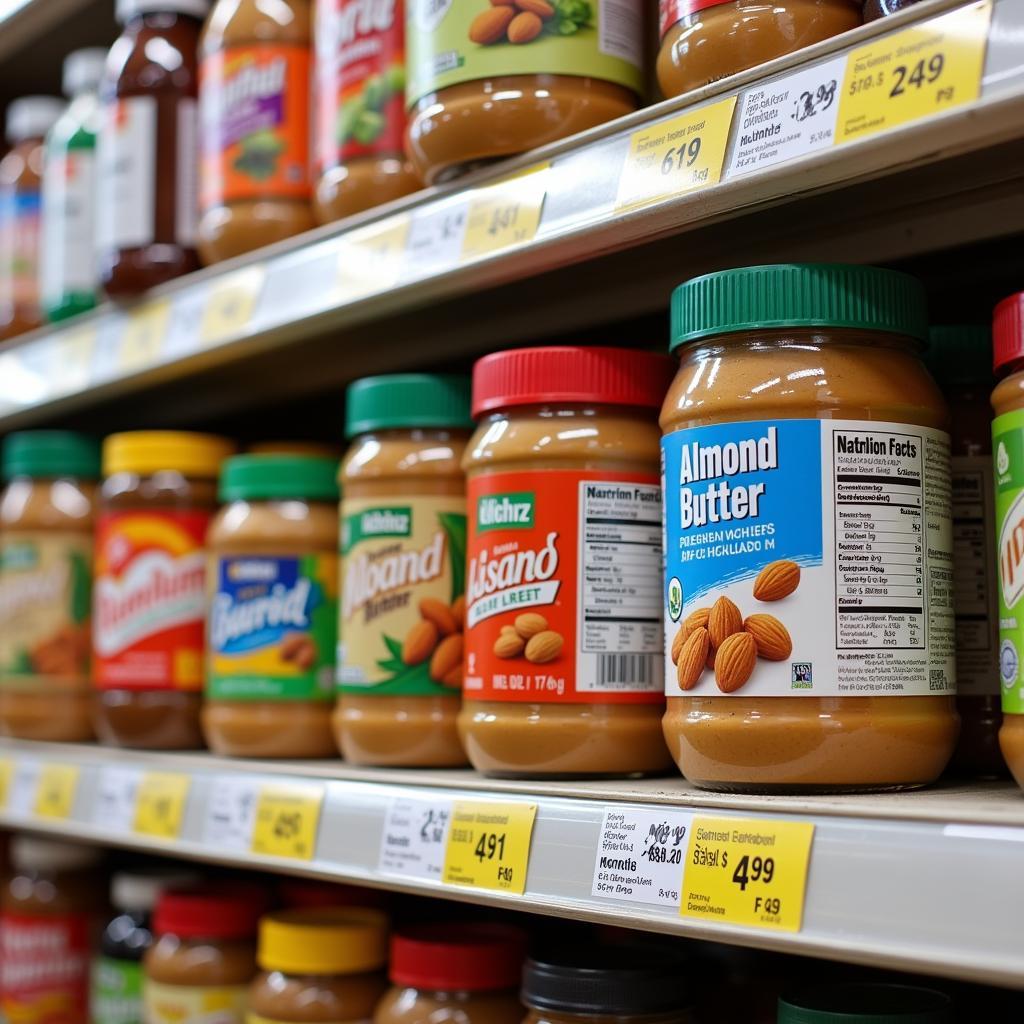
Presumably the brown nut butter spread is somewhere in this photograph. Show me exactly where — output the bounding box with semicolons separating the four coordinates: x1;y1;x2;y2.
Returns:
0;433;101;741
461;348;676;779
249;908;389;1024
661;265;958;793
657;0;860;99
334;375;472;767
203;454;340;758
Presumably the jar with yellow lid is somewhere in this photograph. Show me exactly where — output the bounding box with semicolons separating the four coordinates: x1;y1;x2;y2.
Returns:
248;908;389;1024
93;431;235;750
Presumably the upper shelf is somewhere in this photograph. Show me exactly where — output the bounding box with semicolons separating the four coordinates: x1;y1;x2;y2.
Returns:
2;0;1023;430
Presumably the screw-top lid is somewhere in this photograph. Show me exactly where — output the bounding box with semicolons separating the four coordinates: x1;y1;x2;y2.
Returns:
345;374;473;438
926;325;991;387
10;837;103;872
521;948;692;1016
111;869;200;912
116;0;211;23
153;884;267;940
62;48;108;97
471;347;674;417
2;431;101;480
219;454;340;502
777;983;954;1024
103;431;235;478
670;264;928;350
258;908;389;975
391;923;527;992
6;96;64;143
993;290;1024;375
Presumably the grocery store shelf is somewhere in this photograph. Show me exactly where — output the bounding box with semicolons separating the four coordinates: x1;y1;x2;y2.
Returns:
2;0;1023;429
2;737;1023;989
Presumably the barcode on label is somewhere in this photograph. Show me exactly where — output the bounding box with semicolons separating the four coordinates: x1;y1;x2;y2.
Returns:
599;0;642;65
596;653;658;687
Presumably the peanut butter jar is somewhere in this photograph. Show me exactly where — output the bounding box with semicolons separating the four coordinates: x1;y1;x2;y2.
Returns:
0;432;101;741
334;374;472;767
248;908;389;1024
461;347;675;778
661;264;959;792
203;454;340;758
404;3;645;185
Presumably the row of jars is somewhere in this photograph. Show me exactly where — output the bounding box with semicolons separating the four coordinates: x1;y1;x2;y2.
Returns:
1;0;920;340
2;264;1023;794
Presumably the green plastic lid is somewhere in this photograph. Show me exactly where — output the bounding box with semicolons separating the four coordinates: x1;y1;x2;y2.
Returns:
778;983;954;1024
345;374;473;438
670;264;928;349
2;431;101;480
926;325;991;386
219;455;339;502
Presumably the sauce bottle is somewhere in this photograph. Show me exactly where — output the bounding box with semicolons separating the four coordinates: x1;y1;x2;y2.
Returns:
98;0;210;297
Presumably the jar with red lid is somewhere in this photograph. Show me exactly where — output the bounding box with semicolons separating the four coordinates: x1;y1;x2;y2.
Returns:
375;923;526;1024
460;347;676;778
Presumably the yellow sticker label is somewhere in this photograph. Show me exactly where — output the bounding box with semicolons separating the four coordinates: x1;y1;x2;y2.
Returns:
119;298;171;371
52;326;97;393
134;771;190;839
34;763;79;819
201;265;266;344
337;215;411;301
616;96;737;212
836;0;991;143
443;800;537;894
681;816;815;932
462;165;549;260
251;783;323;860
0;758;12;807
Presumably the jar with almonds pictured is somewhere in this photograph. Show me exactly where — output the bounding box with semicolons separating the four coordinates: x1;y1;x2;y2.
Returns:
661;264;959;792
334;374;473;766
461;347;675;778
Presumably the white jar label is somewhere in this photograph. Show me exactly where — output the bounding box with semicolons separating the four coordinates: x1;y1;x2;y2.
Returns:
97;96;156;251
41;148;98;301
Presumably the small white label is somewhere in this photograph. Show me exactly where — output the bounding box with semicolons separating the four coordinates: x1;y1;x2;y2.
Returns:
378;796;453;880
97;96;156;251
401;202;468;282
94;766;142;832
203;777;259;850
591;804;693;908
598;0;643;67
41;149;98;302
7;761;40;816
176;98;198;247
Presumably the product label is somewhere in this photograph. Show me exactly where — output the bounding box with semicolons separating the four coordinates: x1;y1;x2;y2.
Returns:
144;981;248;1024
661;419;955;697
200;45;311;208
338;496;466;696
41;148;98;304
208;553;338;700
406;0;643;107
659;0;721;35
96;96;156;251
0;532;92;687
93;510;209;691
91;956;143;1024
0;912;92;1024
317;0;407;170
464;471;664;703
0;191;42;309
177;98;199;247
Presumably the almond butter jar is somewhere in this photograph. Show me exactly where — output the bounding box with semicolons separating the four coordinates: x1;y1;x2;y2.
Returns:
334;374;473;767
661;264;959;792
461;347;675;778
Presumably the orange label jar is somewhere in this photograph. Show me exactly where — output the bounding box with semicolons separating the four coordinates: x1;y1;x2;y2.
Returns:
461;347;675;778
0;432;100;741
93;431;235;749
334;374;472;767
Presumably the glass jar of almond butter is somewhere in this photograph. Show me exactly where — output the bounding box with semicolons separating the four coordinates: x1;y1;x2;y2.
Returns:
334;374;473;766
661;264;959;792
461;347;675;778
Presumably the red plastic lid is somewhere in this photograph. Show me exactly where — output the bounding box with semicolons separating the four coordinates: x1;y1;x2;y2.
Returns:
471;347;673;418
390;923;528;991
153;883;267;940
278;878;388;911
994;291;1024;374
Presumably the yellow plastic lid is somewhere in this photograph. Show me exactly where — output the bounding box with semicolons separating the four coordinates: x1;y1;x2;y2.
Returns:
258;908;389;975
103;431;236;478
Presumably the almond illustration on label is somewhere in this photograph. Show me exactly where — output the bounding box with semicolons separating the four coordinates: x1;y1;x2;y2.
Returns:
753;560;800;601
451;595;466;630
708;596;742;649
507;10;543;42
715;632;757;693
670;626;686;664
420;597;458;636
516;0;555;15
677;626;709;690
469;5;516;43
494;631;526;658
514;612;548;639
744;614;792;661
525;630;563;663
402;619;438;665
280;632;316;670
430;633;464;682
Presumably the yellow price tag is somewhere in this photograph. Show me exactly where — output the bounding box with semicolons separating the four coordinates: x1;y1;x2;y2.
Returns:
681;817;815;932
119;298;170;371
34;764;80;819
443;800;537;894
134;772;190;839
836;0;991;144
0;758;12;807
52;326;97;392
337;216;411;300
201;265;266;344
616;96;737;212
462;165;548;260
251;783;323;860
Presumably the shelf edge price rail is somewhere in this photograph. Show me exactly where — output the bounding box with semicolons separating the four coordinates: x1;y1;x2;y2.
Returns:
443;799;537;895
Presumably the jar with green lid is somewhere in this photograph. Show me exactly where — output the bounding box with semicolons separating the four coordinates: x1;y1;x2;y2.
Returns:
333;374;473;767
0;431;101;740
203;454;341;758
660;264;959;792
778;982;953;1022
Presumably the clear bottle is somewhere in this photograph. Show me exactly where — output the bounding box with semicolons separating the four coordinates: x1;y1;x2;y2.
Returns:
41;48;107;322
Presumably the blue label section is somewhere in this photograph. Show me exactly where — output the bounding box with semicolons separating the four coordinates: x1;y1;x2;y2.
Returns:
662;420;824;608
